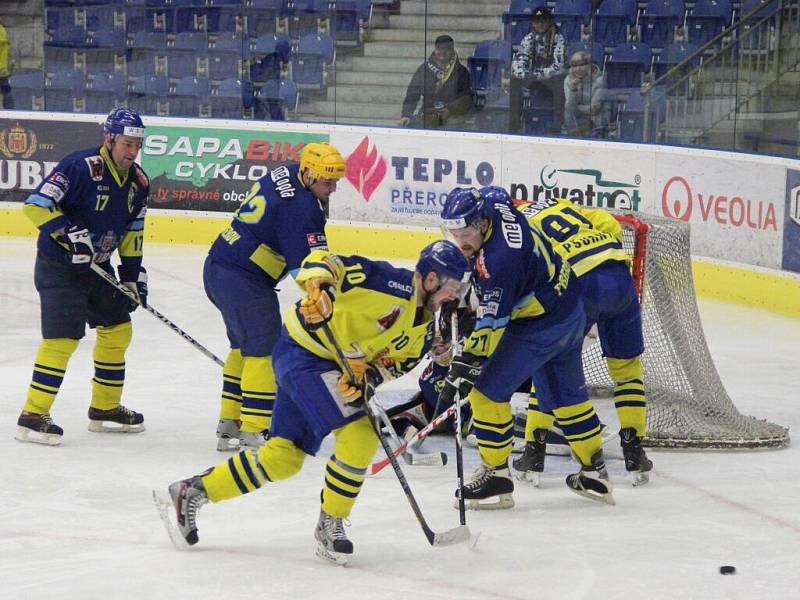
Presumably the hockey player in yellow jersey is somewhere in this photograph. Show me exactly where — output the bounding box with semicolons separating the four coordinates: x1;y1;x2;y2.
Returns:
511;189;653;485
155;241;470;565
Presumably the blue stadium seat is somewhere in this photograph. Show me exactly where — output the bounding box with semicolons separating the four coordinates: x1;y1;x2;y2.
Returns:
246;0;288;37
468;40;512;108
85;71;128;114
737;0;779;51
206;5;244;33
567;40;605;67
593;0;638;48
46;69;86;112
209;77;253;119
169;75;212;117
522;85;555;134
84;28;128;76
652;40;698;80
129;73;170;115
639;0;685;50
130;31;170;76
502;0;547;47
291;33;334;91
617;86;666;140
257;78;298;120
83;4;126;33
170;31;210;78
251;32;292;83
330;0;372;46
554;0;592;45
208;32;246;81
606;41;652;88
8;71;46;110
285;0;328;42
686;0;732;46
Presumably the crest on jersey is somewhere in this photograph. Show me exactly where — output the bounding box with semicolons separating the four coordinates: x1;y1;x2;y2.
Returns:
376;304;403;331
128;183;137;213
475;249;490;282
85;155;105;182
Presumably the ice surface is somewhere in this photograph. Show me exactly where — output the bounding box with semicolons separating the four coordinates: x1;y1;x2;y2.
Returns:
1;238;798;600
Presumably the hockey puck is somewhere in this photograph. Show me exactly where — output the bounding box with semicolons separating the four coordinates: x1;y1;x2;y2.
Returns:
441;452;448;466
719;566;736;575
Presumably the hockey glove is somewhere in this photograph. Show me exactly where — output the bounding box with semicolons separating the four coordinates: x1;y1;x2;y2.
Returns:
338;364;383;404
59;225;93;271
299;275;335;328
438;353;484;407
118;265;148;311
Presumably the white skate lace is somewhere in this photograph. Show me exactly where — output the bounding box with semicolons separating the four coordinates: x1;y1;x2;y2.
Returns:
466;465;492;489
323;515;350;541
186;489;208;527
41;414;55;426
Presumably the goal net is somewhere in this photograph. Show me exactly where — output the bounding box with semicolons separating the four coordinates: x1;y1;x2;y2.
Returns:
581;212;790;449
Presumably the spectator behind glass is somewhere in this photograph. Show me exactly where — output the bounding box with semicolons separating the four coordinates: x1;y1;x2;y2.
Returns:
400;34;472;129
563;51;609;138
0;20;12;109
509;7;567;133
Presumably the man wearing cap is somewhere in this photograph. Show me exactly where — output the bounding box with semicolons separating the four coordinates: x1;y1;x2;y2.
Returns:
510;7;567;133
400;34;473;129
206;142;348;452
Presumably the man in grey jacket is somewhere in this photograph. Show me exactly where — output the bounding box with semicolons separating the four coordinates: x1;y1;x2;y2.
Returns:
509;7;567;133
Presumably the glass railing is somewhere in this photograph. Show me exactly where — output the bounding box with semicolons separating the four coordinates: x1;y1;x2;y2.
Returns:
2;0;798;158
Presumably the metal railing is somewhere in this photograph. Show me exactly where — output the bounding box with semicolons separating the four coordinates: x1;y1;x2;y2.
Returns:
641;0;800;149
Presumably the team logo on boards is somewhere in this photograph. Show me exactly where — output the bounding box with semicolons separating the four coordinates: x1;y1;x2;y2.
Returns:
345;136;387;202
661;175;777;231
0;124;38;159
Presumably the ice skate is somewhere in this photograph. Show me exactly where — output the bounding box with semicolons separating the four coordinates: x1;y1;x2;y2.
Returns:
455;463;514;510
15;411;63;446
512;429;547;486
216;419;240;451
566;451;616;505
314;509;353;566
153;475;208;549
87;405;145;433
238;429;268;449
620;428;653;486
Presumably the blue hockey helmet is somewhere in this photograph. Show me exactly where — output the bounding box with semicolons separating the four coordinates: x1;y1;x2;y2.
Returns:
416;240;470;298
440;187;485;230
103;108;145;140
480;185;512;206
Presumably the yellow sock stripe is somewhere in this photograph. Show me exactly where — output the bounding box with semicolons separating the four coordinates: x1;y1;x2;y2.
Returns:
472;418;514;436
222;391;242;401
562;423;603;442
241;390;276;400
33;364;66;377
29;382;59;394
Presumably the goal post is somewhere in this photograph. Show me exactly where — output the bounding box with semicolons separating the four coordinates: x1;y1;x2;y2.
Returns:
580;212;790;449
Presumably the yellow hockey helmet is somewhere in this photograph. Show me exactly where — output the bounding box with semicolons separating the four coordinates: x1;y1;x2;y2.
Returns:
299;142;346;182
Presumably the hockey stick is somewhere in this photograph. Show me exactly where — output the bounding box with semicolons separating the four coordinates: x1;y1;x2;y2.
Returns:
371;400;448;468
319;322;471;548
91;262;224;367
450;311;467;525
369;396;469;476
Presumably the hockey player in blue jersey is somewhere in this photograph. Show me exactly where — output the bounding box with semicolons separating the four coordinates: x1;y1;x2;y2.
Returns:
205;142;346;451
438;186;614;507
16;108;150;446
156;241;470;565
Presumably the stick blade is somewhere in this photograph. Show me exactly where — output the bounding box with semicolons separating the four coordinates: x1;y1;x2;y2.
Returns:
431;524;472;547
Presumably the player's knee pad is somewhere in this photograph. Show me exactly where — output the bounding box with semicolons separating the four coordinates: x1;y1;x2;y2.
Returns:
240;356;276;432
468;388;510;423
606;356;643;383
94;321;133;358
219;349;245;420
333;416;379;468
38;337;80;363
258;436;306;481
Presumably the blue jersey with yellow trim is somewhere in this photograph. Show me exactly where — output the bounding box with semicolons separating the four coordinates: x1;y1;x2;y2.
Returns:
515;197;627;276
24;146;148;271
208;163;327;286
465;197;574;358
285;250;435;380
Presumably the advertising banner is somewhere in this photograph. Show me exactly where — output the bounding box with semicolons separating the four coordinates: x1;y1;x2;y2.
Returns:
140;125;328;211
330;130;500;226
499;139;655;213
655;154;785;269
782;169;800;273
0;118;99;201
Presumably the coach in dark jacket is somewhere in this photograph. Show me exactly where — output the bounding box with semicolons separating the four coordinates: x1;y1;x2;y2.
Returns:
400;35;472;129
